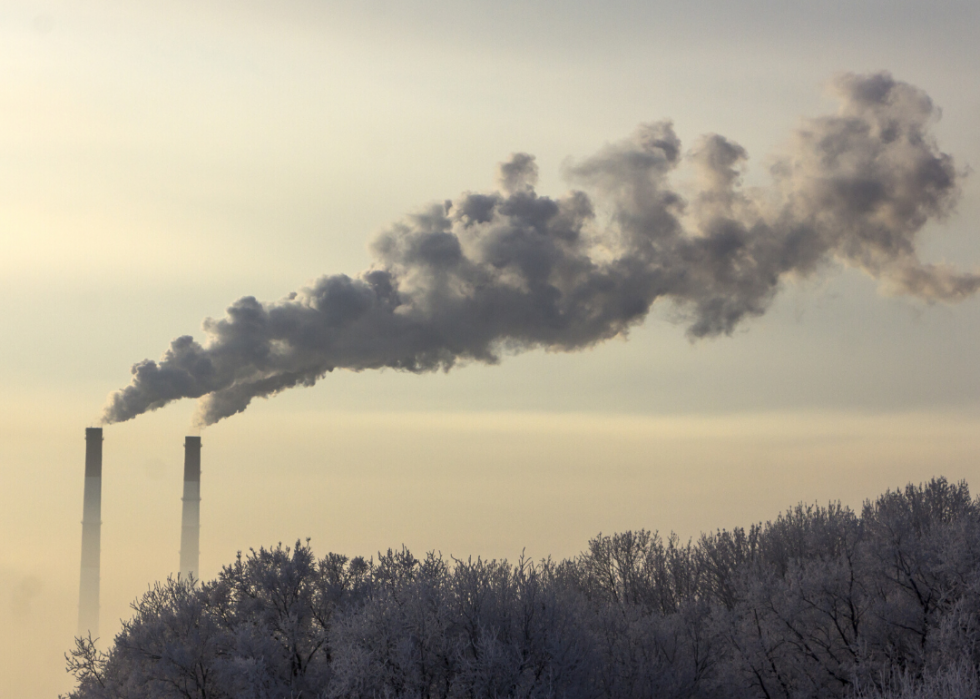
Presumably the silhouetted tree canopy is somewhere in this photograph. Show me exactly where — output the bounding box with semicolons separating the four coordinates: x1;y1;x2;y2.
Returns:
65;478;980;698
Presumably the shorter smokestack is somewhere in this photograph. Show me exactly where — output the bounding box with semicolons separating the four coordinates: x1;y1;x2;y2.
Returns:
78;427;102;638
179;436;201;581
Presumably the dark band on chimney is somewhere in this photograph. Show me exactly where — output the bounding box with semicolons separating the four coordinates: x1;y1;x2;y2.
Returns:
183;436;202;482
85;427;103;478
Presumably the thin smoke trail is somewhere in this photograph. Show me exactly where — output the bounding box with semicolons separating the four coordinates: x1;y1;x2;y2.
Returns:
103;72;978;427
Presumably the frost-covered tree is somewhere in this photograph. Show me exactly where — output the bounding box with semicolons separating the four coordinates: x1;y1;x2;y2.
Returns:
65;478;980;699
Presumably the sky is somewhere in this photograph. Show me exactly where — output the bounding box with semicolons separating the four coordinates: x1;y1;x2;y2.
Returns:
2;1;980;695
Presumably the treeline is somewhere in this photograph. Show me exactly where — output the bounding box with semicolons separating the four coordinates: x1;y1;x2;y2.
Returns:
65;478;980;699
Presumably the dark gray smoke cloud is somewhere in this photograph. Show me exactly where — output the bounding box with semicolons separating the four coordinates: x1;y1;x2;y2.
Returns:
103;72;978;426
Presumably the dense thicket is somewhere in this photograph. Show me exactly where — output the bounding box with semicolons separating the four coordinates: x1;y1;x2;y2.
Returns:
65;478;980;699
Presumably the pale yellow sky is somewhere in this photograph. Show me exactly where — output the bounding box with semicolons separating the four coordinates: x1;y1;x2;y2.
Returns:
2;1;980;696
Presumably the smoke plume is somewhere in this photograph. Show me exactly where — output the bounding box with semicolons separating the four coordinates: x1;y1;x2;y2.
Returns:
103;72;978;426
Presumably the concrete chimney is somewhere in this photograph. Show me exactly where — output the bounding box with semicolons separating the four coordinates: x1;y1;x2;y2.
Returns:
179;436;202;581
78;427;102;638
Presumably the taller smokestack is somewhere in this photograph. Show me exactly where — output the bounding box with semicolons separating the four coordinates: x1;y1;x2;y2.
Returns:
179;436;201;582
78;427;102;638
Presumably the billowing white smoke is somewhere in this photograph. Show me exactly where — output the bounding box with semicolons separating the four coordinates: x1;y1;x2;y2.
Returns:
103;72;978;427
